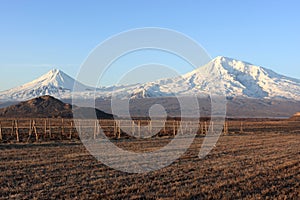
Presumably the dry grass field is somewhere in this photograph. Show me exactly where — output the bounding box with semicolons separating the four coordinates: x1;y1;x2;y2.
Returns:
0;120;299;199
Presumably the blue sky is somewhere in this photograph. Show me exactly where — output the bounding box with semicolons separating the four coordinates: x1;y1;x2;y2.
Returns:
0;0;300;90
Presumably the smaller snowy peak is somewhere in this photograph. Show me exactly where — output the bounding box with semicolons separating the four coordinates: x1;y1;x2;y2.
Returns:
30;68;73;89
0;69;94;100
46;69;62;79
48;68;60;75
42;68;62;78
24;68;94;92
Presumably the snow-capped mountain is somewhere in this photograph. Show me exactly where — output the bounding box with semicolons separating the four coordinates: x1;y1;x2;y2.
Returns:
167;56;300;100
0;69;94;100
1;57;300;101
103;56;300;100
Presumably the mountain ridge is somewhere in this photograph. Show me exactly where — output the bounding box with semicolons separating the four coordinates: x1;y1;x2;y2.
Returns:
121;56;300;100
1;56;300;101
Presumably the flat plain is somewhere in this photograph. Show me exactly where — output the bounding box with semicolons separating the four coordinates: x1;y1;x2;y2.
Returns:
0;120;299;199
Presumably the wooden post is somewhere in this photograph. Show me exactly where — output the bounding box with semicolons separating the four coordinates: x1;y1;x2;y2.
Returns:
113;120;117;138
11;120;14;136
33;120;38;142
0;123;2;141
240;121;244;133
223;122;228;135
117;120;121;139
77;120;81;138
226;122;229;134
44;119;47;139
99;120;101;137
15;120;19;142
94;120;97;140
178;121;182;135
138;120;141;138
173;120;176;136
69;121;73;139
131;121;135;136
61;118;64;138
148;120;152;133
48;119;52;139
27;119;32;142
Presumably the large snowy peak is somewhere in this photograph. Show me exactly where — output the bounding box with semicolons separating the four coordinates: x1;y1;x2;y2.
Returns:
126;56;300;100
196;56;300;99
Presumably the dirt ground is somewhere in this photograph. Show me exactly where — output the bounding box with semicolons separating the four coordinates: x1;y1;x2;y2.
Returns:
0;126;299;199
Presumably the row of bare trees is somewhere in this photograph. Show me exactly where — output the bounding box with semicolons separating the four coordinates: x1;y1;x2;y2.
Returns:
1;118;289;143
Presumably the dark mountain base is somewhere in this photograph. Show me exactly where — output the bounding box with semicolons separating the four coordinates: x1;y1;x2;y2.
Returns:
1;96;299;119
65;97;300;119
0;95;113;119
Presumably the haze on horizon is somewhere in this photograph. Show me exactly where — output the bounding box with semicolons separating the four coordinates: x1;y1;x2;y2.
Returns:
1;1;300;91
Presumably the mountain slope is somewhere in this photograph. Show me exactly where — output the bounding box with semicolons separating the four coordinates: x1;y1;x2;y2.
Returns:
0;95;113;119
119;56;300;100
92;96;300;118
0;69;93;100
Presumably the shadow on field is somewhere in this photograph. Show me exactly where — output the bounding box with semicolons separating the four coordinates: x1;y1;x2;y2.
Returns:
0;142;82;150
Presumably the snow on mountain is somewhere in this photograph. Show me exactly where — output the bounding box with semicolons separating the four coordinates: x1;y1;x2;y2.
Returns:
176;56;300;100
1;57;300;101
0;69;94;100
105;56;300;100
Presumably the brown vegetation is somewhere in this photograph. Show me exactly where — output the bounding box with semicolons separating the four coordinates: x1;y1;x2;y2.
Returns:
0;133;299;199
0;119;299;199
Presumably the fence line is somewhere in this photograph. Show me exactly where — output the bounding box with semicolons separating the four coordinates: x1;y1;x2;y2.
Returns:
0;118;299;143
